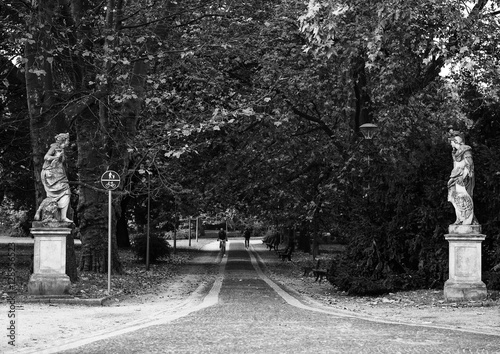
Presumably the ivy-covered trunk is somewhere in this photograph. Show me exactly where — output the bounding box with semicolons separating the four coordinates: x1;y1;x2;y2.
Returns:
76;109;122;273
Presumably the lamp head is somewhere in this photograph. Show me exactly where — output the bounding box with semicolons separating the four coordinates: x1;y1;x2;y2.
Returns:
359;123;378;140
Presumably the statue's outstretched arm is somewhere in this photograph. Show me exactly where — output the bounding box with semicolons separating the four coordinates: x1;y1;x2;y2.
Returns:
44;145;57;161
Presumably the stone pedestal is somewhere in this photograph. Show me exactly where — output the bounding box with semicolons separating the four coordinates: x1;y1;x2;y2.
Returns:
444;224;487;302
28;225;72;295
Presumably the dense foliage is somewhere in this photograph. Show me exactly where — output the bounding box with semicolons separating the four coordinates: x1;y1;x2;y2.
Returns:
1;0;500;290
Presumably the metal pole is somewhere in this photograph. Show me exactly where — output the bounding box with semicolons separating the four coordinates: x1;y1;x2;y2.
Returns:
196;217;199;242
188;216;192;247
108;190;112;295
173;214;177;254
146;171;151;270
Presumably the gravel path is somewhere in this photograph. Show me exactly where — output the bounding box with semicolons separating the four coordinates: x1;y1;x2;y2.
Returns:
2;238;499;353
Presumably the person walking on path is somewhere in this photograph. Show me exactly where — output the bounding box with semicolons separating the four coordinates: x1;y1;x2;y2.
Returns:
243;228;252;249
218;228;228;255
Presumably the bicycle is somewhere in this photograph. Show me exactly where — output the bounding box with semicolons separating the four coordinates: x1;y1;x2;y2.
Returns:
218;239;227;255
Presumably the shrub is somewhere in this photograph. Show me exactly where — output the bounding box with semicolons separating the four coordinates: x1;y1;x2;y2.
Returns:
131;233;171;263
327;257;428;295
484;271;500;291
0;202;29;237
262;228;279;243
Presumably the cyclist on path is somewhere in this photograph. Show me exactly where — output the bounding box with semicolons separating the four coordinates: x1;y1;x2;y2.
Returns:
218;228;228;255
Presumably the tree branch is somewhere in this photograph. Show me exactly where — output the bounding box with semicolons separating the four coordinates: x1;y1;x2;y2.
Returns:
402;0;489;98
284;98;347;159
69;180;129;196
468;0;488;19
285;99;335;137
62;90;109;123
487;10;500;17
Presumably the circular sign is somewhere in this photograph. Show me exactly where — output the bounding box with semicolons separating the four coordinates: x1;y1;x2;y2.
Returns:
101;170;120;191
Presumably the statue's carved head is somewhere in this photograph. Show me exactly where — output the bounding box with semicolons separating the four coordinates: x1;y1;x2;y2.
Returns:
55;133;69;147
447;129;465;145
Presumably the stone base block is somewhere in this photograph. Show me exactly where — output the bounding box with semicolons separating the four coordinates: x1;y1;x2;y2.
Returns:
28;274;71;296
444;280;487;302
448;224;482;235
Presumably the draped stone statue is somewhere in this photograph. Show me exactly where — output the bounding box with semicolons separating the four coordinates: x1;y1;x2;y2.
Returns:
447;135;477;225
34;133;73;223
444;134;486;302
29;133;74;296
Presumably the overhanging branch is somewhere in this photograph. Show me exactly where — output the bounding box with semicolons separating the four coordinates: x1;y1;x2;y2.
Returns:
63;90;109;123
284;98;347;159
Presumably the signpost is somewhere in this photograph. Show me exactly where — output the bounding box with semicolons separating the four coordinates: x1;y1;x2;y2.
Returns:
101;170;120;295
196;217;199;242
188;217;192;247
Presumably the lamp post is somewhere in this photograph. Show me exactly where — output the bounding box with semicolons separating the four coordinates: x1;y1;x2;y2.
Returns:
359;123;378;195
196;217;199;242
188;216;192;247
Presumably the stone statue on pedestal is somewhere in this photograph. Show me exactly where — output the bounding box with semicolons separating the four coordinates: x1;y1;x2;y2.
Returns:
34;133;73;224
444;132;486;302
447;135;477;225
29;133;74;295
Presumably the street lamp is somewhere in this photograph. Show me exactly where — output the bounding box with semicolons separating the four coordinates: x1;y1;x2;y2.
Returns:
359;123;378;140
359;123;378;196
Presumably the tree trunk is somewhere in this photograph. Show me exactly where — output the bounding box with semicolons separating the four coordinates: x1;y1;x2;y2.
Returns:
25;2;77;274
76;108;122;273
97;0;147;255
25;14;53;207
352;56;373;140
312;232;321;260
66;228;78;282
111;55;148;249
297;226;311;253
116;196;131;248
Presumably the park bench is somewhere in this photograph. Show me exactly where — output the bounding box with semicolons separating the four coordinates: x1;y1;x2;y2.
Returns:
312;259;329;283
277;243;294;261
265;241;276;250
302;264;314;277
278;248;293;261
263;236;280;251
